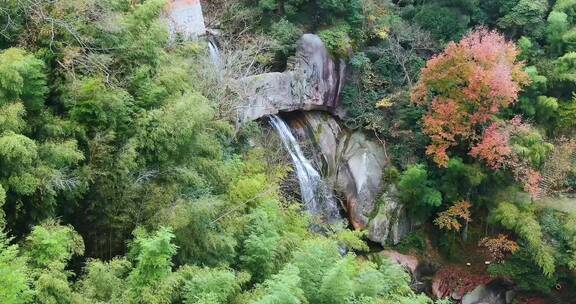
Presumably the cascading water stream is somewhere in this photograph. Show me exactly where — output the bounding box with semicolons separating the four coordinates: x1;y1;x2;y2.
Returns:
269;115;342;223
208;39;222;70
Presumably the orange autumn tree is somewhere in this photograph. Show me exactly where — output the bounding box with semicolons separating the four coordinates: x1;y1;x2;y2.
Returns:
479;234;519;262
412;28;530;167
434;200;472;232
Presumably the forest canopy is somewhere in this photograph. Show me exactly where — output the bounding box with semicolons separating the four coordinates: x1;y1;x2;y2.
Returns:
1;0;576;303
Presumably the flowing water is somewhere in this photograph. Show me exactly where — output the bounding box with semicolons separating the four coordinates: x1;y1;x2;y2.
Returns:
208;39;222;70
269;115;342;223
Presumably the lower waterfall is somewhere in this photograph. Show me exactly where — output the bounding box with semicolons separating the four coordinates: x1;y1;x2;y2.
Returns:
269;115;342;224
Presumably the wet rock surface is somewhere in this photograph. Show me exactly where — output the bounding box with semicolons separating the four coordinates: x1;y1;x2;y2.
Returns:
287;112;387;229
240;34;412;242
286;111;413;243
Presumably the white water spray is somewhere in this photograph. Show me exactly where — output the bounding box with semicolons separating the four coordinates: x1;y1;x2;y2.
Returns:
269;115;342;223
208;40;222;70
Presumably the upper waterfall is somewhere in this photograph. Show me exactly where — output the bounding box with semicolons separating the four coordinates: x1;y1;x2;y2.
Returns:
208;40;222;70
269;115;342;224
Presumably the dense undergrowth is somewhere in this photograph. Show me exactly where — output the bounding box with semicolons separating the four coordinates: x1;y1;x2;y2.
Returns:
1;0;576;303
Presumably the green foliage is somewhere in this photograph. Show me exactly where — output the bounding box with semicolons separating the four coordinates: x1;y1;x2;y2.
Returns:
25;220;84;270
229;174;269;206
127;227;177;289
318;256;356;303
488;248;558;293
552;52;576;92
318;25;352;58
76;258;131;303
0;231;32;304
332;229;369;252
497;0;548;38
0;185;5;228
0;194;434;304
398;164;442;216
393;231;428;255
534;96;559;127
24;221;84;304
2;0;576;299
182;267;240;304
39;141;84;169
291;238;341;303
254;264;306;304
118;0;169;68
0;132;37;170
270;19;303;58
547;11;569;55
34;266;81;304
240;205;281;283
0;48;47;110
0;102;26;133
554;0;576;23
558;94;576;132
160;197;237;267
374;257;413;298
510;127;553;168
489;202;556;277
66;78;134;135
517;36;535;61
413;5;468;42
438;158;486;202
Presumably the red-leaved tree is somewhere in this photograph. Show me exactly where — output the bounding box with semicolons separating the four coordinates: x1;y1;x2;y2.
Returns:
470;116;548;197
412;28;530;166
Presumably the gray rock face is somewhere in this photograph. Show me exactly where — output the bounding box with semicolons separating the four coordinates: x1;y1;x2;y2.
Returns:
287;112;387;229
235;34;346;124
367;186;411;245
165;0;206;40
462;280;515;304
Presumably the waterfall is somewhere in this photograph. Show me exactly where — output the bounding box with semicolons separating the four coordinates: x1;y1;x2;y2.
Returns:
208;39;222;70
269;115;342;223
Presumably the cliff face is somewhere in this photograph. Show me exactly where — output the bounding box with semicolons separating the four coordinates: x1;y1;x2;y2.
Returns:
234;33;413;243
286;112;412;244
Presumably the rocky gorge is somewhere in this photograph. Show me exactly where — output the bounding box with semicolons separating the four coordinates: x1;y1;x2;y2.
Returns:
228;31;518;304
229;32;414;245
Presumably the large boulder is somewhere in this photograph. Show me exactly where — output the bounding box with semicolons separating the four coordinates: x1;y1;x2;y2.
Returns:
461;279;515;304
380;250;420;275
235;34;346;124
376;250;436;294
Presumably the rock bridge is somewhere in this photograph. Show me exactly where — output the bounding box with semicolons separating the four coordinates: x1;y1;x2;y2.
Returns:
233;34;346;124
